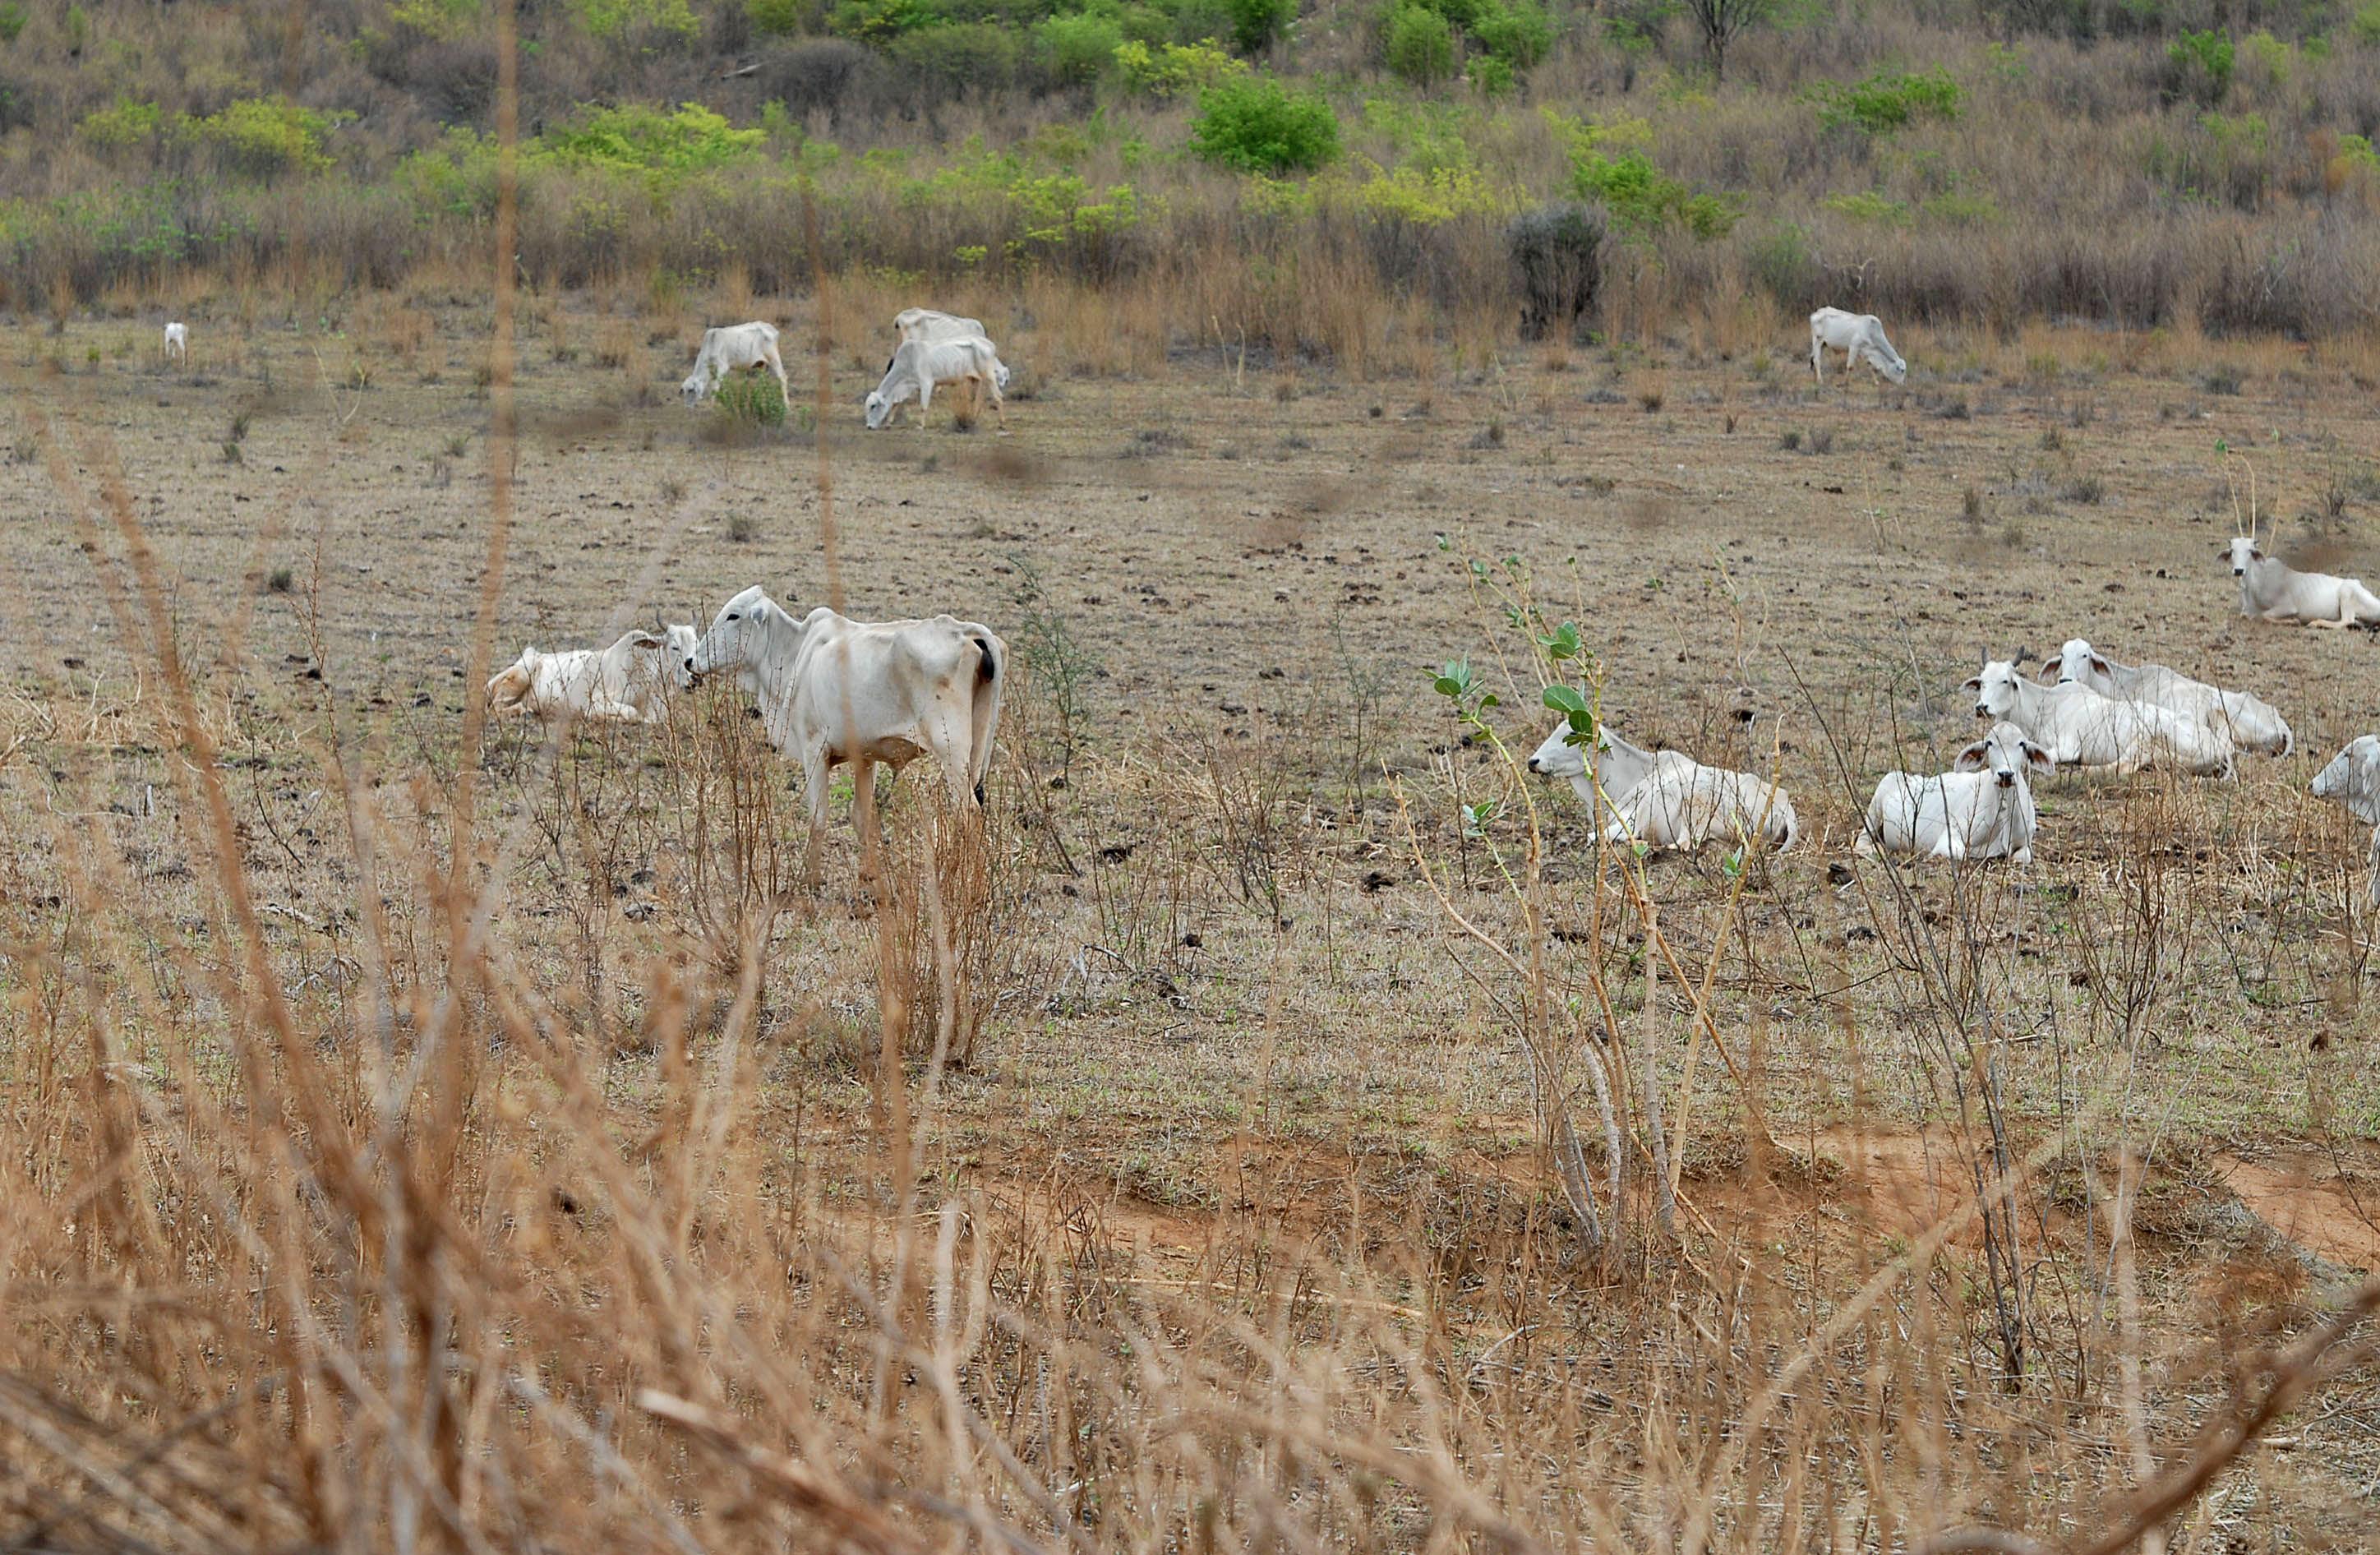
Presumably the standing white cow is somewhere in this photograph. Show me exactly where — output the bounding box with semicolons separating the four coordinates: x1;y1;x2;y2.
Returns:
1856;722;2051;864
685;585;1006;878
2046;638;2293;757
1809;307;1906;385
864;336;1008;431
2225;536;2380;628
2310;736;2380;907
681;321;790;405
487;624;699;723
1969;658;2235;778
1525;718;1798;851
163;322;187;363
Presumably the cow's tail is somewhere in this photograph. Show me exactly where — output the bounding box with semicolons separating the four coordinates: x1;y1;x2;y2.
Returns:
963;625;1005;805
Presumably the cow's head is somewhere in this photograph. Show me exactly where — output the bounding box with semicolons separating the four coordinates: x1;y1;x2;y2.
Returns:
2312;736;2380;823
663;623;700;690
688;585;778;684
2051;638;2110;687
2225;536;2262;576
1873;347;1907;385
680;368;711;406
486;647;541;712
1964;659;2024;722
1954;722;2051;789
863;388;893;430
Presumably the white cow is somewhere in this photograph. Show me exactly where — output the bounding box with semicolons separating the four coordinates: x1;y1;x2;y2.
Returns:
686;585;1007;874
681;321;789;406
1969;658;2235;778
2310;736;2380;907
1809;307;1906;385
1526;719;1798;852
163;322;187;362
1856;721;2051;864
895;307;988;344
864;336;1008;431
487;624;698;724
2047;638;2292;757
2225;536;2380;628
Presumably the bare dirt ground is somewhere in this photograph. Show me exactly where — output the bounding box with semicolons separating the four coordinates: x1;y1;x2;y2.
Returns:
7;299;2380;1526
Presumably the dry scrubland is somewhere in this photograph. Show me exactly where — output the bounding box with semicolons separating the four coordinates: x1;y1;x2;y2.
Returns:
6;277;2380;1550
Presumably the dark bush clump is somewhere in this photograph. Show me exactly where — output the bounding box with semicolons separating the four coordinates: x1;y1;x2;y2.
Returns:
759;37;886;120
1507;201;1605;344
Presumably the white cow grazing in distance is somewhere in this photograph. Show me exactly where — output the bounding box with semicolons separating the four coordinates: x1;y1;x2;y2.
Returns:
487;624;698;724
681;321;789;405
2310;736;2380;907
686;585;1007;877
1809;307;1906;385
865;336;1008;431
2047;638;2292;757
1526;719;1798;852
1969;658;2235;778
163;322;187;362
2225;536;2380;628
1857;722;2050;864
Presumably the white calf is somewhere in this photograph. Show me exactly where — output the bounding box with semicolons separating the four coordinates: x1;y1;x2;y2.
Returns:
1810;307;1906;385
1970;658;2235;778
163;322;187;363
681;321;789;405
487;625;695;723
2311;736;2380;906
1856;722;2050;864
2047;638;2291;757
1526;719;1798;851
2225;537;2380;628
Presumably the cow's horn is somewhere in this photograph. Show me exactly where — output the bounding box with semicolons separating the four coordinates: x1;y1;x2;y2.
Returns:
2012;645;2032;665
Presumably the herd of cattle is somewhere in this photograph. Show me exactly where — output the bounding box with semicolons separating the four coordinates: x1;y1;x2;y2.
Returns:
473;300;2380;902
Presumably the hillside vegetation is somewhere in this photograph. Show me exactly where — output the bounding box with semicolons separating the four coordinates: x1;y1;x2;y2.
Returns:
3;0;2378;350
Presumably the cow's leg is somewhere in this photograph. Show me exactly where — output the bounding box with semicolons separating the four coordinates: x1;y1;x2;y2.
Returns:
851;754;885;903
916;377;934;429
986;378;1007;432
801;744;833;888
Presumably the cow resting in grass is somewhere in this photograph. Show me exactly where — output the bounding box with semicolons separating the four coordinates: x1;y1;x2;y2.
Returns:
1856;721;2050;864
685;585;1006;879
487;623;698;724
2311;736;2380;906
1526;717;1798;852
1969;658;2235;778
864;335;1008;431
1809;307;1906;385
2225;536;2380;628
2047;637;2292;757
680;321;789;406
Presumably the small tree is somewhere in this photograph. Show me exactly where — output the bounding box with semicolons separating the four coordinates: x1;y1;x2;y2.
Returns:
1683;0;1771;80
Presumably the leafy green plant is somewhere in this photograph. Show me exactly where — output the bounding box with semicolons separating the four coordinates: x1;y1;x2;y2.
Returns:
576;0;701;42
747;0;806;33
1806;67;1963;134
542;103;765;184
180;97;348;176
1225;0;1295;53
1469;0;1552;69
828;0;942;41
713;369;788;427
76;96;162;151
1189;76;1340;174
1571;147;1736;238
1114;37;1247;95
2164;30;2234;108
1040;11;1125;84
0;2;25;43
1383;3;1455;84
390;0;482;39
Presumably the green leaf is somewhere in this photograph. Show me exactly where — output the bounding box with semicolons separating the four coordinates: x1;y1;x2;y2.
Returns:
1543;685;1589;715
1540;621;1582;660
1432;675;1463;698
1479;693;1499;708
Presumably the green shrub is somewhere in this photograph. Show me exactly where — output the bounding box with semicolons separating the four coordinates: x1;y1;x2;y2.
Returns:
77;95;162;151
543;103;765;184
1806;67;1963;134
2164;30;2233;108
1469;0;1552;69
2355;1;2380;44
390;0;482;39
1469;53;1515;95
828;0;943;41
1189;75;1340;173
181;97;346;176
1571;147;1735;237
1224;0;1295;53
0;2;25;44
575;0;701;41
748;0;809;35
1744;220;1816;307
1383;3;1455;84
1040;11;1125;83
714;370;788;427
1114;36;1248;94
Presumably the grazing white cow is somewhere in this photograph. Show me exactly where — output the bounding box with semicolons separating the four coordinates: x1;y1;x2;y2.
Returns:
1969;658;2235;778
2046;638;2292;757
163;322;187;362
680;321;789;405
1526;719;1798;852
1809;307;1906;385
2310;736;2380;907
2224;536;2380;628
686;585;1006;875
487;624;697;724
1856;722;2051;864
864;336;1008;431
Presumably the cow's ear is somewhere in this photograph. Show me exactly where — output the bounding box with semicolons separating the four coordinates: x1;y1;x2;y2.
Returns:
2033;658;2059;684
626;631;663;649
1962;676;1983;692
2025;742;2054;773
1953;741;1989;772
2251;546;2266;560
2091;654;2110;674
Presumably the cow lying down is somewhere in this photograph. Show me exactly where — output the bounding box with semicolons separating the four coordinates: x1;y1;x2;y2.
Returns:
487;625;698;723
1857;721;2050;865
1527;718;1798;852
2312;736;2380;907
